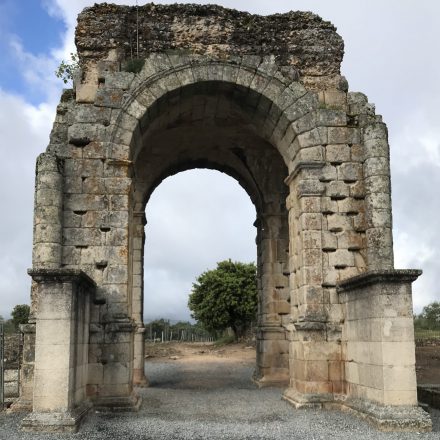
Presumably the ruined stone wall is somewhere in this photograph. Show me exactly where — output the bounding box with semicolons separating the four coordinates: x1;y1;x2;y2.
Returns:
75;3;345;92
4;334;21;399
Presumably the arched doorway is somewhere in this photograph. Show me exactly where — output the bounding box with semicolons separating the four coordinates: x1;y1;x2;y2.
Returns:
127;80;291;388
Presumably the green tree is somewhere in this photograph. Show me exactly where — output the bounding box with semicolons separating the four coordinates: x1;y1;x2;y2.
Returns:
418;302;440;329
55;52;80;85
188;260;257;340
11;304;30;330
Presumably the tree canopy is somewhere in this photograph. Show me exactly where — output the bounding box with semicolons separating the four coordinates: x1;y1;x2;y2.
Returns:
11;304;30;330
188;260;257;339
415;301;440;330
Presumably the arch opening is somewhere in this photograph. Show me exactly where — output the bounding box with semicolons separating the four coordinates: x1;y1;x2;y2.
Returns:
142;169;259;390
129;82;292;388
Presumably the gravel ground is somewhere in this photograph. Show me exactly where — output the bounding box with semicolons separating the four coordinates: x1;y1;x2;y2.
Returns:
1;359;439;439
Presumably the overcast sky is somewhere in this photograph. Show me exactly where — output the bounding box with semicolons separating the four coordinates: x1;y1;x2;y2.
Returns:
0;0;439;321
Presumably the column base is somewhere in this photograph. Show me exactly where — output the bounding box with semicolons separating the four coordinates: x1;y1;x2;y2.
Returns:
133;369;149;387
283;388;432;432
283;387;333;408
93;391;141;412
21;402;91;433
253;371;289;388
341;397;432;432
9;398;33;412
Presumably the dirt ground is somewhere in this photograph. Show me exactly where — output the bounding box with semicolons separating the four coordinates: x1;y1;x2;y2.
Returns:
145;341;255;362
145;342;440;386
416;346;440;385
144;341;257;389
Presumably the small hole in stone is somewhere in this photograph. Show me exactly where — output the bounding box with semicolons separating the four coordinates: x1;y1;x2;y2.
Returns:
96;260;108;269
73;210;87;216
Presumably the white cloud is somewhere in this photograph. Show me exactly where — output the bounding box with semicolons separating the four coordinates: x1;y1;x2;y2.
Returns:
0;90;55;317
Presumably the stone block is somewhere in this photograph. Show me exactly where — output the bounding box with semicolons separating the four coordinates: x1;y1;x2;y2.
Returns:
382;341;415;367
350;144;364;162
322;231;337;251
366;227;393;251
301;230;322;249
104;72;135;90
108;195;129;210
302;249;321;266
95;88;125;109
383;365;416;391
366;208;392;229
329;249;354;268
350;181;366;199
318;109;347;126
338;162;362;183
302;341;341;361
363;122;388;141
338;231;363;250
290;111;317;134
338;198;363;215
364;157;390;178
327;181;349;199
324;90;347;109
63;227;102;246
321;197;337;215
284;93;318;122
327;214;351;233
297;129;327;149
76;84;97;103
383;390;418;406
322;267;337;287
319;164;337;183
328;127;360;144
73;105;111;125
299;213;322;231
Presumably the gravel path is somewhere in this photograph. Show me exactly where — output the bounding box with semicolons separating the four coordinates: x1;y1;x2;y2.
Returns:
1;359;439;439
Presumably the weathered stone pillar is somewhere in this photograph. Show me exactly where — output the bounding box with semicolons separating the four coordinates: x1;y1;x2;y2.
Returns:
132;212;148;386
32;153;64;269
22;269;95;433
338;270;431;431
283;161;338;406
12;153;64;413
255;212;290;387
362;121;394;270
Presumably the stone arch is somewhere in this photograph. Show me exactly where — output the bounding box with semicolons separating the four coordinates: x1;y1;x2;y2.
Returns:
111;62;297;387
109;56;317;169
19;3;430;432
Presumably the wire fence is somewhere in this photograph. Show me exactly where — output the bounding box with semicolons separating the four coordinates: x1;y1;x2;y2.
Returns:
414;328;440;341
0;323;4;410
144;320;214;343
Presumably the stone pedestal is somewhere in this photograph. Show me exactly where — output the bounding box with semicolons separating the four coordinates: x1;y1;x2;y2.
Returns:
133;326;149;387
22;269;95;433
254;325;289;387
337;270;431;431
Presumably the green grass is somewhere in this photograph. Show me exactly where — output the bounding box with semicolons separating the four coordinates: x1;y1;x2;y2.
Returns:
414;328;440;339
213;335;236;347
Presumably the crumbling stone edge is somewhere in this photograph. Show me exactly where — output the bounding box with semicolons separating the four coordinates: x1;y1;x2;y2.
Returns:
283;390;432;432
